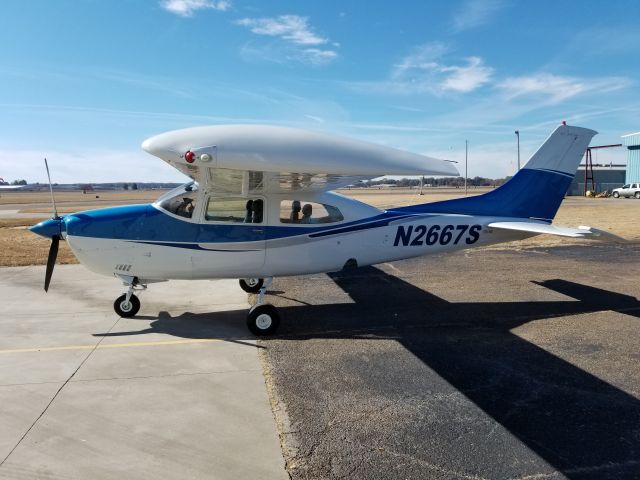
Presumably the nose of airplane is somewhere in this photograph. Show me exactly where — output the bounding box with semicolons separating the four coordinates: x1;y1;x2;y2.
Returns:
30;217;64;239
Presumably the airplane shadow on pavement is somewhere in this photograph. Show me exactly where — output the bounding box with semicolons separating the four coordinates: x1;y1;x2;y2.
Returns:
94;266;640;478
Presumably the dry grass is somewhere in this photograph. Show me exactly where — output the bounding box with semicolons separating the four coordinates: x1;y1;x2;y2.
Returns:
1;188;637;267
0;227;77;267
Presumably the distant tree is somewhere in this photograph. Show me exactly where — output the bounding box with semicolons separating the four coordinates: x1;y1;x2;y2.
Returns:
131;183;138;190
123;183;129;190
12;179;27;185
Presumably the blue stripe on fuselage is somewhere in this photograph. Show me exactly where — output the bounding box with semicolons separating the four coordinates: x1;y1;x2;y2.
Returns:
62;204;415;244
391;168;573;221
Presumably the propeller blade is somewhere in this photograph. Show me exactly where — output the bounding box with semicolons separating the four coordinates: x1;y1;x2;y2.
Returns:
44;235;59;292
44;158;59;219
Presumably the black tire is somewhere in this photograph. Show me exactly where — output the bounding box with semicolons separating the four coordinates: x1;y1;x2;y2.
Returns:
239;278;264;293
247;304;280;336
114;294;140;317
635;192;640;199
613;192;619;198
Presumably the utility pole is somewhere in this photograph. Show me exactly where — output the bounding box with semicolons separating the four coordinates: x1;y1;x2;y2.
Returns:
465;140;468;196
515;130;520;171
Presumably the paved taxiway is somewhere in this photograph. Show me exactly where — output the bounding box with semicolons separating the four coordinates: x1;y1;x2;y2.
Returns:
0;267;287;479
262;242;640;479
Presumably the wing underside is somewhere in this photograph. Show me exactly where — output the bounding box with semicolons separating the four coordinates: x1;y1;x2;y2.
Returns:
174;165;373;194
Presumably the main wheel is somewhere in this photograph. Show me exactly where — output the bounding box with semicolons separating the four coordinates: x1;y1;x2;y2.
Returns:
635;192;640;199
239;278;264;293
114;294;140;317
247;304;280;336
613;191;620;198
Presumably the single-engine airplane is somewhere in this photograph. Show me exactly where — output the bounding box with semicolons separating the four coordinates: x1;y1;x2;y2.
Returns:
32;123;602;335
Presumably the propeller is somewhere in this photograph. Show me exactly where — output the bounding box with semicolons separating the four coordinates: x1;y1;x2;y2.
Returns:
30;158;64;291
44;234;59;292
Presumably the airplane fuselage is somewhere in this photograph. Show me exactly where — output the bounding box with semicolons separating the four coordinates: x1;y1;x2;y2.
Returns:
57;188;530;283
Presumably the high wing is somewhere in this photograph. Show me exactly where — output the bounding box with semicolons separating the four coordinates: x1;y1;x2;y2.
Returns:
142;125;459;194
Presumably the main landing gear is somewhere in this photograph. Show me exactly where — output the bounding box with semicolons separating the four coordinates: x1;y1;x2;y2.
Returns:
239;277;264;293
244;277;280;336
113;277;146;318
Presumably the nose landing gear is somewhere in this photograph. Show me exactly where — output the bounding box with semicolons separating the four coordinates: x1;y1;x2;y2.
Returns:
246;277;280;336
113;276;146;318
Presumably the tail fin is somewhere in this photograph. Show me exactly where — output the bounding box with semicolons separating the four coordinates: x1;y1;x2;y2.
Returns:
396;124;597;221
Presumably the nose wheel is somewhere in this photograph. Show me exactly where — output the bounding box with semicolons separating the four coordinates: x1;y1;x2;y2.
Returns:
114;293;140;317
113;276;145;318
245;276;279;336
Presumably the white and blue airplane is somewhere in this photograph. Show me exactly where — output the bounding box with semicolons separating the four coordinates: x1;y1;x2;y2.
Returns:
31;123;601;335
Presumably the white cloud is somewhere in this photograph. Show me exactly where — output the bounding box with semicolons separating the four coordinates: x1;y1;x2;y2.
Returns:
439;57;493;93
452;0;505;32
392;42;449;79
236;15;326;45
160;0;230;17
236;15;338;66
385;44;493;94
497;73;630;104
298;48;338;65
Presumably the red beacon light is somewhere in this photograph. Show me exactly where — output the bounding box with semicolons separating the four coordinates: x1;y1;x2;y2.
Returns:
185;150;195;163
562;120;567;125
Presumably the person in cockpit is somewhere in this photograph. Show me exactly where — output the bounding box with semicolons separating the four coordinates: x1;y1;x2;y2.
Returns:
244;200;254;223
301;203;313;224
252;199;263;223
290;200;301;223
175;197;194;218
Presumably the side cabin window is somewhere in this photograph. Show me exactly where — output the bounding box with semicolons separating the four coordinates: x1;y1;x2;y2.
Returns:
159;184;198;219
280;200;344;224
205;197;264;224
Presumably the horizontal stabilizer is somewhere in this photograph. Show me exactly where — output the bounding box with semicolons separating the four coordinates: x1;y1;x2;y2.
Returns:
488;221;620;239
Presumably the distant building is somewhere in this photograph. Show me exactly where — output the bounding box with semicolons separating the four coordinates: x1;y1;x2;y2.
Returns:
622;132;640;184
568;164;626;196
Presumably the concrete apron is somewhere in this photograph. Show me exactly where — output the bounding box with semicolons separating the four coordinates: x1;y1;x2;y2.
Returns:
0;265;287;480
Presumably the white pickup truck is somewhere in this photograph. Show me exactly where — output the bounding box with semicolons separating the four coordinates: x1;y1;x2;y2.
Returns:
612;183;640;199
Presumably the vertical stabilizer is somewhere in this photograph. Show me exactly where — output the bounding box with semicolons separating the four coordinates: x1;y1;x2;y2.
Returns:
395;124;597;221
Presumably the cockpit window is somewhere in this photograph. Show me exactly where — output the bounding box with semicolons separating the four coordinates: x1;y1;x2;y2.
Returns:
158;183;198;219
279;200;343;224
205;197;263;223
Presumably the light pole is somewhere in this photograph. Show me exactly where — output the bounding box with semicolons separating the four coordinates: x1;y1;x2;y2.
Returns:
515;130;520;171
465;140;468;196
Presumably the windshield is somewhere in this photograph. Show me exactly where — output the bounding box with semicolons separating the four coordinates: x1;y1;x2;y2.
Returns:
155;182;199;218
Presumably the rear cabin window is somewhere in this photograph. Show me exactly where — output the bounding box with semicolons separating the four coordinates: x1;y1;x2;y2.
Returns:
280;200;344;224
205;197;263;223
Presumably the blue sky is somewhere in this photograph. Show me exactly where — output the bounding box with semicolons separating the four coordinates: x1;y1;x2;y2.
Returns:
1;0;638;183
